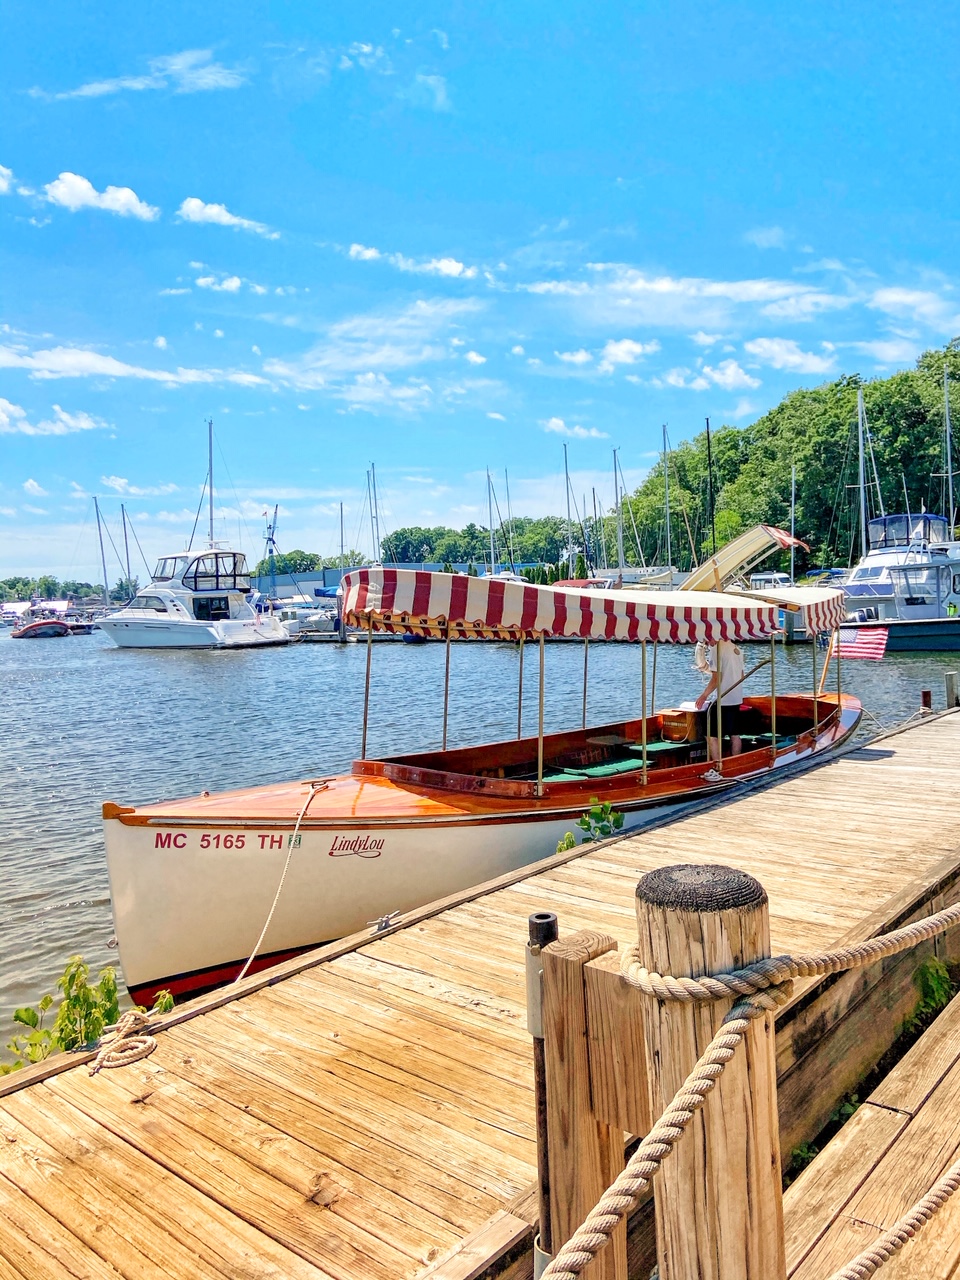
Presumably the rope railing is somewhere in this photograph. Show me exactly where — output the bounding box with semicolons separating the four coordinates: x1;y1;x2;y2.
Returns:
540;895;960;1280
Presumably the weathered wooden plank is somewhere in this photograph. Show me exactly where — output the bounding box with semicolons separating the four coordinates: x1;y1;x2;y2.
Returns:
0;1163;126;1280
45;1070;412;1280
583;951;649;1136
782;1103;908;1275
419;1211;533;1280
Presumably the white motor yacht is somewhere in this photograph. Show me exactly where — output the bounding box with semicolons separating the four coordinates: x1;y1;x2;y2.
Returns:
98;548;290;649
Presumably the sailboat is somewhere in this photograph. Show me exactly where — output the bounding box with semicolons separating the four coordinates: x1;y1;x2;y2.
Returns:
102;568;855;1003
97;422;289;650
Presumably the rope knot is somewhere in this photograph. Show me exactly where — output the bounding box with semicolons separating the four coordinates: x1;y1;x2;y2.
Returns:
89;1008;157;1075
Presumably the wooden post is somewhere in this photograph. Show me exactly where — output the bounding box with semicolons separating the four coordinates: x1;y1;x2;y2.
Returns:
537;634;546;796
812;633;819;735
635;864;785;1280
542;931;627;1280
641;640;648;784
582;639;589;729
518;635;525;738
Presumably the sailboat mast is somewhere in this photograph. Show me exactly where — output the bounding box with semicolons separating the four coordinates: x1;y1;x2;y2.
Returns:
564;443;574;575
662;424;672;572
946;364;955;539
487;469;497;575
121;503;132;589
614;448;625;568
504;469;517;571
339;501;345;567
857;389;868;559
207;418;214;547
705;417;717;557
370;463;382;562
94;497;111;610
790;465;796;584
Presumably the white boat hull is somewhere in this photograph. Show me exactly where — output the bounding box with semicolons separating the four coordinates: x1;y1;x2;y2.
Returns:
98;615;289;648
105;814;584;999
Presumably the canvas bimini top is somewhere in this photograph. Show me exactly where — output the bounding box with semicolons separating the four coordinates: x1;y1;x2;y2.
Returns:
341;568;846;642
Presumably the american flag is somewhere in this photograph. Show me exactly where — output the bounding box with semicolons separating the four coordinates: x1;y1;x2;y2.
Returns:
837;626;889;660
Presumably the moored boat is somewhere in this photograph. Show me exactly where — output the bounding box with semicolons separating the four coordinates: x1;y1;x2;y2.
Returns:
103;570;857;1004
10;618;71;639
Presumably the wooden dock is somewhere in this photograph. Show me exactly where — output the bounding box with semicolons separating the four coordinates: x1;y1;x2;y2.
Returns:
3;710;960;1278
784;987;960;1277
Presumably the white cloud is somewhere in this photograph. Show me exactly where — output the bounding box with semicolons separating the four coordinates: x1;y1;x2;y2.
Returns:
464;350;486;365
728;398;760;419
160;287;190;296
743;337;836;374
177;197;278;240
196;274;242;292
34;50;247;100
701;359;761;390
597;337;660;373
0;398;109;436
348;242;477;279
556;349;593;365
526;264;850;330
214;329;224;338
44;172;159;220
432;29;450;49
154;336;167;349
850;338;920;363
0;343;267;386
264;298;481;388
690;331;723;346
0;507;15;518
744;226;787;250
868;287;960;333
101;475;178;496
337;372;434;412
406;73;450;112
543;416;608;440
511;345;525;355
23;478;47;496
0;165;13;195
487;412;505;420
23;505;48;515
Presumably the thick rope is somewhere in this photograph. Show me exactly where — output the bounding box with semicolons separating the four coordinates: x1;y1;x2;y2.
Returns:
542;894;960;1280
540;986;791;1280
89;1009;156;1075
619;898;960;1003
826;1155;960;1279
234;781;327;983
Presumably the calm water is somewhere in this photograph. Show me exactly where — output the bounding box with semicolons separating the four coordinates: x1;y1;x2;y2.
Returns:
1;628;956;1016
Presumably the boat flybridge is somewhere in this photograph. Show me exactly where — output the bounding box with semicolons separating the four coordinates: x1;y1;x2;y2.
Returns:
97;547;289;649
102;568;858;1004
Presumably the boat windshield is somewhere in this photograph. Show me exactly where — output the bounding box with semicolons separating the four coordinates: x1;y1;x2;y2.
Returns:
153;556;192;582
890;564;950;607
182;552;251;593
868;515;949;549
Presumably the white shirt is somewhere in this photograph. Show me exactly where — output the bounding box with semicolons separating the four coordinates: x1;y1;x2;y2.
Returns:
707;640;746;706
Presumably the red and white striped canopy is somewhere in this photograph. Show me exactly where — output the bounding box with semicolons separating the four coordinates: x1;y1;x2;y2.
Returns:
342;568;784;643
736;586;847;634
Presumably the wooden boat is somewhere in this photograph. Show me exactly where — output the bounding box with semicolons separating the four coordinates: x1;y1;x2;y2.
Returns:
10;618;71;638
103;570;858;1004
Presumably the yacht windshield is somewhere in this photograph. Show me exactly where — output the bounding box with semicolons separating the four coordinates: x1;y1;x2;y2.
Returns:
868;514;949;549
182;552;250;592
153;556;191;582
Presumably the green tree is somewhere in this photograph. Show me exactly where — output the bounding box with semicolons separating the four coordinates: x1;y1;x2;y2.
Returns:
34;575;60;599
110;577;140;601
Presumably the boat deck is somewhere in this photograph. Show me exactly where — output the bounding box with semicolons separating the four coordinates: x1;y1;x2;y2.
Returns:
3;711;960;1278
784;988;960;1278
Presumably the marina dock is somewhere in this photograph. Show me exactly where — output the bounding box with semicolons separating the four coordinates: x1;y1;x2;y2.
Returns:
4;709;960;1277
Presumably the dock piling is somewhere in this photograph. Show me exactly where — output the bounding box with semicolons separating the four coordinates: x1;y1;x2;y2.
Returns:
947;672;959;709
635;864;786;1280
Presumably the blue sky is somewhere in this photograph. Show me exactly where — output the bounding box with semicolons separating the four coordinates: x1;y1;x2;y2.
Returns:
2;2;959;579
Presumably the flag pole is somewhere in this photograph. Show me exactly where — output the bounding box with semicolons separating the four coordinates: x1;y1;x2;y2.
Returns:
818;630;835;697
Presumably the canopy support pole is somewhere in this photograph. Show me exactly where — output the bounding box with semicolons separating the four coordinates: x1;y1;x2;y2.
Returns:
641;640;648;784
442;628;451;750
836;627;842;701
361;618;373;758
537;634;545;796
716;641;723;769
812;634;819;737
770;633;777;761
650;640;658;713
582;639;589;729
517;635;525;739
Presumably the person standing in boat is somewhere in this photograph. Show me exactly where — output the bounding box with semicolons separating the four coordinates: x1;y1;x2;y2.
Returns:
694;638;745;759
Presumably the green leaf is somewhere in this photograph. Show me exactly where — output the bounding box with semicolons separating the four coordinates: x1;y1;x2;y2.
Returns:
12;1007;38;1029
37;995;53;1013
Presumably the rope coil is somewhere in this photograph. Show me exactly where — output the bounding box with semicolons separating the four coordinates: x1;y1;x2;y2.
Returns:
89;1009;156;1075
